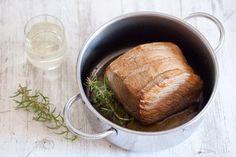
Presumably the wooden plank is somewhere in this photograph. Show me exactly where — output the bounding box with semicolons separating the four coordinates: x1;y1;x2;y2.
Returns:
0;0;235;156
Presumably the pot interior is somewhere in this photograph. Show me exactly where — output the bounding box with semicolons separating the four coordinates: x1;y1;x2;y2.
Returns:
78;13;216;131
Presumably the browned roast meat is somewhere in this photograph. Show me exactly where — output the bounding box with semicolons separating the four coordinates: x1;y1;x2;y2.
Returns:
105;42;203;124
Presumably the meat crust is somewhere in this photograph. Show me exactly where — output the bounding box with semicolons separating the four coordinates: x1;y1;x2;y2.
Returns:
105;42;203;124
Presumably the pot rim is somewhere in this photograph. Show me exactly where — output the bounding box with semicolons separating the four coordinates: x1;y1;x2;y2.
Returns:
76;11;219;136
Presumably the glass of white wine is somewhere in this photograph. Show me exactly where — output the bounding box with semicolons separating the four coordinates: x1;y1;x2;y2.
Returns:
24;15;66;70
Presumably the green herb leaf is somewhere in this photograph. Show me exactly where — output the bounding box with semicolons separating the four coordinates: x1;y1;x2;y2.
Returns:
11;85;79;141
85;77;134;126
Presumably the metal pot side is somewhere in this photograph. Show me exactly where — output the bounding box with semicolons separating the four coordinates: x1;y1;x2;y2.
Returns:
64;12;224;151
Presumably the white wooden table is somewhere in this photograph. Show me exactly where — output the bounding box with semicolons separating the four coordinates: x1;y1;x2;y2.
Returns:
0;0;235;156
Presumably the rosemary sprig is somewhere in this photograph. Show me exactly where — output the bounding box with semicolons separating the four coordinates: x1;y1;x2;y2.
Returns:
11;85;79;141
86;77;134;126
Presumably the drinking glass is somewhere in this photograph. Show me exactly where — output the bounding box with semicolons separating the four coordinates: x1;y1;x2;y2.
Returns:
24;15;66;70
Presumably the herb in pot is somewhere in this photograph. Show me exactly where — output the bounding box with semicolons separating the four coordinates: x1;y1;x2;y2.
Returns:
11;85;79;141
86;77;134;126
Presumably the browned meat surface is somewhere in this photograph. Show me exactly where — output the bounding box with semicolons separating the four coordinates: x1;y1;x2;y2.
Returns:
126;104;199;131
105;42;203;124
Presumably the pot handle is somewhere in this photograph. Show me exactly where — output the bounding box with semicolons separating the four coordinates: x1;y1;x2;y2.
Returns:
184;12;225;53
63;94;117;140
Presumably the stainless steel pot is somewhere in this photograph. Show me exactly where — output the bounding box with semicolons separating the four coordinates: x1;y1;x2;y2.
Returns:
63;12;224;151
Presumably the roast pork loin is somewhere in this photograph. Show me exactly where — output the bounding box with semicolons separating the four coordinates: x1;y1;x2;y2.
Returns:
105;42;203;124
